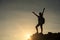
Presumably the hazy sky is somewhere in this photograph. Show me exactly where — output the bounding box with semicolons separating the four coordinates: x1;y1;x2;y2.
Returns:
0;0;60;40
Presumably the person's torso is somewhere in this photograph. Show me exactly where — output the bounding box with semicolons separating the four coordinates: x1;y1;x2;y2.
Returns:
38;16;45;24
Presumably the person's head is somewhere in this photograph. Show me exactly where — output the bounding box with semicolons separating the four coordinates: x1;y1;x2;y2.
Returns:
39;12;42;16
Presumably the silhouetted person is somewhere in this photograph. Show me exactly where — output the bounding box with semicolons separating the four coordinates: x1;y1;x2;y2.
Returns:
32;8;45;33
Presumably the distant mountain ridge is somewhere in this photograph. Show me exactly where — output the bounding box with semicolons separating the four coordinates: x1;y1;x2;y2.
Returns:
28;32;60;40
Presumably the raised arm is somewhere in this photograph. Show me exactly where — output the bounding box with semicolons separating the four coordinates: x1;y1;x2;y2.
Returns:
32;12;38;17
42;8;45;15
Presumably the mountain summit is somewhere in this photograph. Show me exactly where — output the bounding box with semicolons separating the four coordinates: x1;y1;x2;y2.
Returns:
29;32;60;40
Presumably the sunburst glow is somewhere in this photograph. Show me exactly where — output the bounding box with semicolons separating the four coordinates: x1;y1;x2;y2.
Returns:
25;34;31;40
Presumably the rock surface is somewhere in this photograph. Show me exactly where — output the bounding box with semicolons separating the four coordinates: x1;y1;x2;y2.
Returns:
29;32;60;40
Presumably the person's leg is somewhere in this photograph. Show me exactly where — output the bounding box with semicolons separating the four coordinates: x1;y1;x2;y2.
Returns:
36;24;39;33
40;24;43;33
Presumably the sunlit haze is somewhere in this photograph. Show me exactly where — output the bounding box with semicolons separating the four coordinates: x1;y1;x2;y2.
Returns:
0;0;60;40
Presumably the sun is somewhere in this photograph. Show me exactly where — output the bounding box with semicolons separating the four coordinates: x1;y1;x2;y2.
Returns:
26;34;31;39
25;34;31;40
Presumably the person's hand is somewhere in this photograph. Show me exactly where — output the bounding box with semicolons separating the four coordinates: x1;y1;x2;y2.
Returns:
43;8;45;10
32;12;35;13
